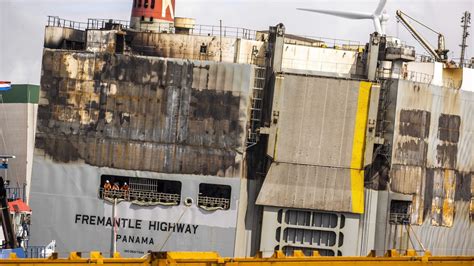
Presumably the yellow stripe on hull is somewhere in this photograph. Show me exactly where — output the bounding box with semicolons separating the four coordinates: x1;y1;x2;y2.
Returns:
350;81;371;214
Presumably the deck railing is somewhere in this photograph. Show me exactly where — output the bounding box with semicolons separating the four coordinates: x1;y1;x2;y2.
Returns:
25;246;47;258
47;16;87;30
99;188;180;205
47;16;258;40
197;195;230;210
5;184;26;202
389;213;411;225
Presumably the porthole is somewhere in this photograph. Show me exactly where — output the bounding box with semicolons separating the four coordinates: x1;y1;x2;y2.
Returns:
184;197;194;206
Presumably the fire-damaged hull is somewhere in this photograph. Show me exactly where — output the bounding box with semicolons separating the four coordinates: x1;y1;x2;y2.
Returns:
29;49;256;257
382;78;474;255
27;14;474;258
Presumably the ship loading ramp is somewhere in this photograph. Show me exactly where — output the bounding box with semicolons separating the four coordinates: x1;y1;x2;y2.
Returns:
0;250;472;266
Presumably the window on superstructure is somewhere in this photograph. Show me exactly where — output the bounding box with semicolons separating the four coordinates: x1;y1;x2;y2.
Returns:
198;183;231;211
115;34;125;54
99;175;181;206
129;178;181;205
99;175;130;200
137;0;142;8
389;200;411;224
144;0;149;8
151;0;155;9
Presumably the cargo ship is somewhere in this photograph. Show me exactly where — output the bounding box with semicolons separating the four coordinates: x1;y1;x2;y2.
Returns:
20;0;474;258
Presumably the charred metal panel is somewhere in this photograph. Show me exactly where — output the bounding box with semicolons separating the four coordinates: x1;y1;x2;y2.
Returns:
436;114;460;169
389;80;474;228
455;172;472;202
431;170;456;227
44;26;85;50
127;31;265;64
436;144;458;169
390;165;424;195
364;153;390;190
86;30;120;53
437;114;461;142
37;49;253;177
399;109;431;139
393;109;430;166
390;165;425;225
423;169;434;223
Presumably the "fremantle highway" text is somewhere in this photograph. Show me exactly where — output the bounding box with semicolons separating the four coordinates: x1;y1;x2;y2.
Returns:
74;214;199;234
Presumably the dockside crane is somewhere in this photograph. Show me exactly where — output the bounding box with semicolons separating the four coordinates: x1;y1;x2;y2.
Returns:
396;10;449;62
0;155;18;250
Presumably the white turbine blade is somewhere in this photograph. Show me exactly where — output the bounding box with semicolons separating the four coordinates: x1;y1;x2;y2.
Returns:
374;0;387;16
297;8;372;20
380;16;388;34
373;18;383;34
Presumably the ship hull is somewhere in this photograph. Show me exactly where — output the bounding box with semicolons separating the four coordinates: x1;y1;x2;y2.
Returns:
29;155;241;257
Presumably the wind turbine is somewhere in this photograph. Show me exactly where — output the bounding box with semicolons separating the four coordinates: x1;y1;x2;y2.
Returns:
297;0;389;35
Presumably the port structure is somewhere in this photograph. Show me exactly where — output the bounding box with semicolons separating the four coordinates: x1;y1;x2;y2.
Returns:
0;250;473;266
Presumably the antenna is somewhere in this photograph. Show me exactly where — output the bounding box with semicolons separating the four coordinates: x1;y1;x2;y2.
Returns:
297;0;389;35
459;11;471;67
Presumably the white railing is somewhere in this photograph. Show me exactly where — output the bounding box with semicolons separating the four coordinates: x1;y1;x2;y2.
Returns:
99;188;180;205
197;195;230;210
47;16;87;30
48;16;258;40
389;213;411;225
404;71;434;84
285;34;362;49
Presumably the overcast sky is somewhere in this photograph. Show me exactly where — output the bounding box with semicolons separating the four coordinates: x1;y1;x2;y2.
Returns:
0;0;472;85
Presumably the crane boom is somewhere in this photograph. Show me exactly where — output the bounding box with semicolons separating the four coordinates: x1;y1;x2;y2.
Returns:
396;10;448;62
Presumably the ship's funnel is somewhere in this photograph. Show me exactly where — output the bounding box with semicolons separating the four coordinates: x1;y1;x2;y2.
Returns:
130;0;175;32
298;0;389;35
174;17;195;35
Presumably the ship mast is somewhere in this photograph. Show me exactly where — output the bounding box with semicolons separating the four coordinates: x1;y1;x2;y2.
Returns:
459;11;471;67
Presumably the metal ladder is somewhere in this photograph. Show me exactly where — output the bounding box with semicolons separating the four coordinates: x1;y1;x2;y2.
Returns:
374;80;392;159
375;80;390;138
247;67;266;146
